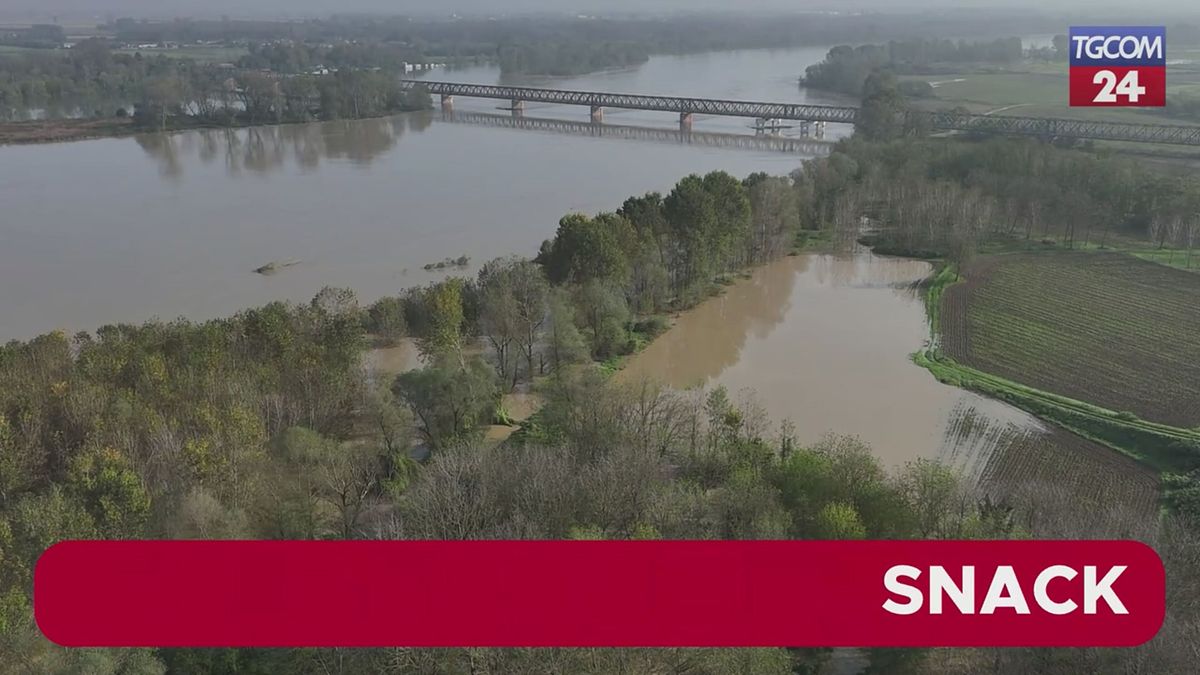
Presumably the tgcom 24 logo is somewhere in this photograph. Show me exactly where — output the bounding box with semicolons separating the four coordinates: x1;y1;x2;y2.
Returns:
1069;26;1166;107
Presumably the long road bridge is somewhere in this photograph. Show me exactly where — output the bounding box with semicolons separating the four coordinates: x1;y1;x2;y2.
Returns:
399;79;1200;147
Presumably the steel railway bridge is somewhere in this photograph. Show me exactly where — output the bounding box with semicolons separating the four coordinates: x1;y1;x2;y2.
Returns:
399;80;1200;147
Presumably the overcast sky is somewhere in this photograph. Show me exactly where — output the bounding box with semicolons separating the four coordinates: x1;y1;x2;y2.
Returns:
1;0;1196;22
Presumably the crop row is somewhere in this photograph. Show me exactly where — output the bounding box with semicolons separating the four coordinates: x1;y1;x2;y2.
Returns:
941;252;1200;427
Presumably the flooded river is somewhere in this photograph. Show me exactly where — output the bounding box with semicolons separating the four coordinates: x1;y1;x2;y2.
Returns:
622;252;1044;470
0;47;850;342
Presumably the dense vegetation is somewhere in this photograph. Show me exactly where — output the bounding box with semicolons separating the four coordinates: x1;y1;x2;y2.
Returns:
99;13;1049;64
802;37;1025;97
0;167;809;670
496;41;649;77
0;40;432;127
1;9;1055;115
806;134;1200;262
4;292;1194;673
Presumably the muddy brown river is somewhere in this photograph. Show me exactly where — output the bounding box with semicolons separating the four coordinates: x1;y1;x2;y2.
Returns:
621;252;1044;470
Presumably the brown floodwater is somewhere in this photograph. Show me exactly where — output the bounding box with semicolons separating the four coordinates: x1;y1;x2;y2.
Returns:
621;252;1044;470
0;47;852;343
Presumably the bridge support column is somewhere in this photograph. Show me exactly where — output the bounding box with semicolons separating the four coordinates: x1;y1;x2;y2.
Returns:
510;99;524;117
590;105;603;123
440;94;454;112
679;112;693;132
814;121;826;138
799;121;810;137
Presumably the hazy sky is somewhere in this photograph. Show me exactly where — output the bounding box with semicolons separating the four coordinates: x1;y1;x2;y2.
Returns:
2;0;1197;22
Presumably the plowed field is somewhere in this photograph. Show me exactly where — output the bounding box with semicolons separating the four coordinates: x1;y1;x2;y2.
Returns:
941;252;1200;427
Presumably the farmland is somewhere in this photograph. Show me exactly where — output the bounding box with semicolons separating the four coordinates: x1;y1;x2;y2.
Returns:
940;251;1200;428
902;58;1200;126
113;45;249;63
937;402;1161;530
977;425;1162;531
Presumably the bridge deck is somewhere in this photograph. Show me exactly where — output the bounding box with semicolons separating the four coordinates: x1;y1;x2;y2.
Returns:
400;80;1200;147
400;80;859;124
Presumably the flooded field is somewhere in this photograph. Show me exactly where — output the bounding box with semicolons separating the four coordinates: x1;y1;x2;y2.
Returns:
621;253;1029;468
620;252;1160;518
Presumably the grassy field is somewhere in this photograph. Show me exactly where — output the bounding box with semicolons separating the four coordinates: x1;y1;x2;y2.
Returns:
940;251;1200;428
113;46;248;63
902;59;1200;127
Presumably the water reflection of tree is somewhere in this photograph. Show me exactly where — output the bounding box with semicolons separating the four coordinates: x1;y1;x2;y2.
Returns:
134;132;182;181
627;256;805;387
134;111;432;177
814;252;931;298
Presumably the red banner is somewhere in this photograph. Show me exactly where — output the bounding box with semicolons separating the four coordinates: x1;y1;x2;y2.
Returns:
35;540;1164;647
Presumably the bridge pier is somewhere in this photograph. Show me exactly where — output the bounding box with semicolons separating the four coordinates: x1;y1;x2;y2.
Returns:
510;99;524;117
440;94;454;112
814;121;826;138
590;105;603;123
679;112;693;132
756;117;786;135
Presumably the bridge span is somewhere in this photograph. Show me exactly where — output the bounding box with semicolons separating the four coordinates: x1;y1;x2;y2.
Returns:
399;79;1200;147
400;79;853;131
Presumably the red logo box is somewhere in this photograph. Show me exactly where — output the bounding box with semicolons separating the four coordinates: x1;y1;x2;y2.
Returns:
1069;66;1166;107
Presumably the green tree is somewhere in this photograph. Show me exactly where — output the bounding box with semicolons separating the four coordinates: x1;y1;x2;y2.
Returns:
416;279;466;360
814;502;867;539
856;70;907;141
664;174;718;298
65;447;151;537
543;288;590;373
702;171;752;270
365;296;407;344
394;356;499;450
542;214;629;285
573;280;630;359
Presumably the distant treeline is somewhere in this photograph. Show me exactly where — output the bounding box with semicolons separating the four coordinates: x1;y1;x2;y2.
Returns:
805;134;1200;264
102;13;1051;53
237;41;423;73
0;40;431;126
497;41;649;76
0;40;178;116
89;12;1058;78
802;37;1025;97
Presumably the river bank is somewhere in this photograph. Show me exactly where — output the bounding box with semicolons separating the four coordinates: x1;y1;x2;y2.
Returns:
0;104;438;146
0;116;140;145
